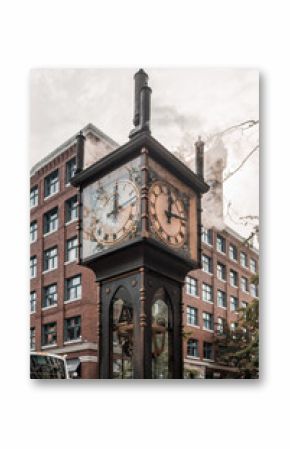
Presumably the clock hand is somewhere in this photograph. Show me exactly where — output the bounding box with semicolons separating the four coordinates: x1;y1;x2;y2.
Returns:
166;189;173;223
118;196;137;209
165;210;187;222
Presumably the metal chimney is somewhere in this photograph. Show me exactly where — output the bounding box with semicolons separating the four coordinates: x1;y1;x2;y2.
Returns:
75;130;86;174
129;69;151;138
195;136;205;179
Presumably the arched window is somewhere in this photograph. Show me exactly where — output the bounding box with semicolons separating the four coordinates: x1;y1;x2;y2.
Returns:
151;288;172;379
187;339;199;357
111;288;134;379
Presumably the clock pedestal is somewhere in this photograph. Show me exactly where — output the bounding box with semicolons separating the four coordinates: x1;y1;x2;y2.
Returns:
71;69;209;379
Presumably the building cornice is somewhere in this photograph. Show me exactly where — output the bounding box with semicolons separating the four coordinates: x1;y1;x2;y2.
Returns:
30;123;119;177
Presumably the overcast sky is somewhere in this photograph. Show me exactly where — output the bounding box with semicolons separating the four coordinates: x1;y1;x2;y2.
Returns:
30;68;259;239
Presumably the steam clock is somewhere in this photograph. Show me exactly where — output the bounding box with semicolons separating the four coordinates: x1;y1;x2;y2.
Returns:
72;69;209;379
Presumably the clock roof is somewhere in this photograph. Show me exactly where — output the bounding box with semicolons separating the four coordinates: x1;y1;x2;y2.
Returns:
71;131;209;195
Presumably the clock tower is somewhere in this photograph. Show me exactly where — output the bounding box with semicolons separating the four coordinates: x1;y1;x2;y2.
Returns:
72;69;209;379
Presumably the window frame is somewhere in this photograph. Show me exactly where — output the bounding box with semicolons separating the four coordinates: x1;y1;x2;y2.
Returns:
216;234;226;253
43;246;58;272
30;291;36;313
64;316;81;342
65;236;78;263
202;283;213;303
42;322;57;347
30;256;37;279
187;339;199;358
217;289;227;308
186;306;198;327
30;220;37;243
44;169;59;198
65;275;82;302
65;157;77;184
43;207;58;235
65;195;78;223
30;186;39;209
42;283;58;309
202;254;212;274
203;312;214;331
203;341;213;360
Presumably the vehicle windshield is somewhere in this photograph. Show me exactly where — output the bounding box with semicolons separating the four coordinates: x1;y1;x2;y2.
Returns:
30;354;67;379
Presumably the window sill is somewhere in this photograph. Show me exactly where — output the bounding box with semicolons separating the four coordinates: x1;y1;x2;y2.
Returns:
202;241;213;248
230;285;238;289
241;290;249;295
44;190;59;201
41;344;58;349
217;278;227;283
203;358;214;362
187;355;200;360
30;311;36;315
203;328;214;333
202;299;213;304
64;338;82;345
64;297;81;304
202;271;213;276
42;304;57;311
43;229;58;238
42;267;58;274
30;204;39;210
187;294;199;299
30;239;37;244
65;219;78;226
187;324;200;329
64;259;77;265
217;305;227;310
216;249;226;255
30;275;37;280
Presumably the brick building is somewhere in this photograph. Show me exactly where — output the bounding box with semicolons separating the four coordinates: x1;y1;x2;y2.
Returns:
30;124;259;379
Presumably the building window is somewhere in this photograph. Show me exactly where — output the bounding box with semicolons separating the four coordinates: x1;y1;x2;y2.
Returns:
229;243;238;261
185;276;198;297
202;283;213;303
42;322;57;346
30;186;38;208
201;227;213;245
217;317;226;335
230;296;239;312
30;256;37;278
203;342;213;360
250;258;257;273
241;276;249;293
30;291;36;313
43;284;57;308
43;207;58;234
230;269;238;287
186;306;198;326
217;290;227;308
241;301;248;309
66;157;77;184
65;195;78;223
43;247;58;272
30;221;37;243
30;328;36;350
203;312;214;331
65;275;82;301
250;283;258;297
202;254;212;274
217;262;226;281
230;322;238;332
64;316;81;342
44;169;59;198
187;339;199;357
240;252;248;268
216;234;226;253
65;236;78;262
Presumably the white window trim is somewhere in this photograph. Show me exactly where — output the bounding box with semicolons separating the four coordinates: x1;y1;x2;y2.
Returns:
202;297;213;304
64;337;82;345
42;303;58;311
30;309;36;315
187;323;200;329
65;218;78;226
187;355;200;360
203;357;214;362
44;187;59;201
64;258;77;265
30;272;37;279
217;305;227;310
64;296;82;304
41;344;58;349
42;265;58;274
43;228;58;238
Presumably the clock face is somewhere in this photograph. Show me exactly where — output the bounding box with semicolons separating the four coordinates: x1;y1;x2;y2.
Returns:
84;179;139;247
149;181;187;247
82;157;141;259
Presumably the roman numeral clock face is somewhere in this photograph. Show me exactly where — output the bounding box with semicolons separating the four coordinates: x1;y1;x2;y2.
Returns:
83;179;140;255
149;181;187;248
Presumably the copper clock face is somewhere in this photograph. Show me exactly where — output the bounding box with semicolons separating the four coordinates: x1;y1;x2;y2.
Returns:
84;179;139;247
149;181;187;247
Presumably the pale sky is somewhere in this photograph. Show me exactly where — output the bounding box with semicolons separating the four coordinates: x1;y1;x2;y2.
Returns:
30;68;259;239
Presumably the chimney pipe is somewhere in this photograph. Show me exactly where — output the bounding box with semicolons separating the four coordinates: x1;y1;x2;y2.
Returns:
75;130;86;174
139;85;152;133
133;69;148;127
195;136;205;179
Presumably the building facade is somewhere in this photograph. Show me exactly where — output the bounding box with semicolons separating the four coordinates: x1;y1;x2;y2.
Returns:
30;125;259;379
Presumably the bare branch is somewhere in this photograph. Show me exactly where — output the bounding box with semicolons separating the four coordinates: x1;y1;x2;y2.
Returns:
223;144;259;182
